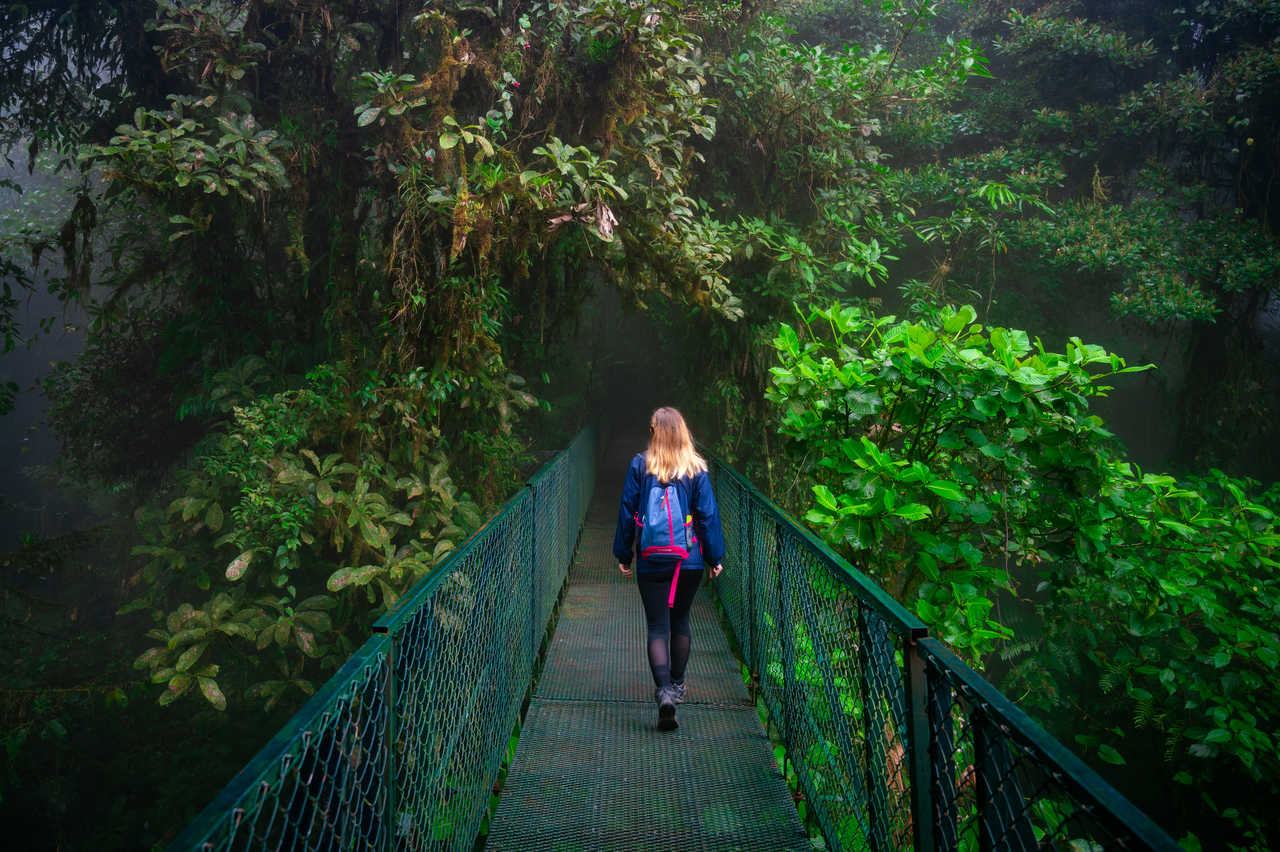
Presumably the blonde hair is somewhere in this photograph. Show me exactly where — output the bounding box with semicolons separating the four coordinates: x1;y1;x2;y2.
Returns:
644;406;707;482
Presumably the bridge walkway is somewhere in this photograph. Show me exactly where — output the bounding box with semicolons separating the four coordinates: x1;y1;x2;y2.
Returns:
485;436;809;850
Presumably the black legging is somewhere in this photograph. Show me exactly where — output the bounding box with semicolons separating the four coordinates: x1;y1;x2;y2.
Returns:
636;568;703;688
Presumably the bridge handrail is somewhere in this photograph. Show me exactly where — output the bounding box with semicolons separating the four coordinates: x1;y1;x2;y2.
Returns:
169;426;597;851
708;453;1180;852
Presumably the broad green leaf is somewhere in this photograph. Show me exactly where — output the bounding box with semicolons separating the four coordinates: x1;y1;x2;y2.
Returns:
925;480;965;502
134;647;164;670
175;642;207;672
1158;519;1196;538
226;550;254;581
1097;744;1125;765
198;677;227;711
893;504;931;521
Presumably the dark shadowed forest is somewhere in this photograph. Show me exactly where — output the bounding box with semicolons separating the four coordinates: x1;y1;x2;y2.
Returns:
2;0;1278;848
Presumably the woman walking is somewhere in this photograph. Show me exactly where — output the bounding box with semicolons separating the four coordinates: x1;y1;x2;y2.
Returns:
613;407;725;731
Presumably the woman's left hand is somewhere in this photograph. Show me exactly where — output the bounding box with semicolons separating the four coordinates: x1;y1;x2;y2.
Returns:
618;562;633;578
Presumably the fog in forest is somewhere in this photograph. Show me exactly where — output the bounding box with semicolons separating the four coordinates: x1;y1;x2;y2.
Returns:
3;1;1279;849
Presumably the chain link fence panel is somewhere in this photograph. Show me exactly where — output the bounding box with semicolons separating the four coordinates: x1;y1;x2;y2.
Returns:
709;456;1179;852
171;428;597;852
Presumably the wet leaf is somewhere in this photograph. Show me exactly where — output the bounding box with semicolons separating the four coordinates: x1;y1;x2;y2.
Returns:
926;481;965;502
175;641;208;672
199;677;227;711
1097;744;1125;765
226;550;254;581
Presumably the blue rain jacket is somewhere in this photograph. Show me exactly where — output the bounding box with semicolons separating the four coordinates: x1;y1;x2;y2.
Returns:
613;453;726;574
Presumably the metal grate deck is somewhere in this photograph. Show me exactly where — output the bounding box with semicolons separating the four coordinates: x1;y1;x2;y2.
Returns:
485;439;809;850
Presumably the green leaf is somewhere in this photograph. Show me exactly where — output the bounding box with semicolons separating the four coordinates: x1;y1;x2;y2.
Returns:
438;132;459;150
893;504;932;521
327;567;355;591
226;550;254;581
966;501;993;524
925;480;965;502
1097;744;1125;765
942;308;973;334
972;396;999;418
175;642;207;672
776;323;800;356
198;677;227;711
361;518;390;550
805;509;834;526
813;485;838;511
1204;728;1231;744
327;565;381;592
294;628;320;657
356;106;381;127
1158;519;1197;538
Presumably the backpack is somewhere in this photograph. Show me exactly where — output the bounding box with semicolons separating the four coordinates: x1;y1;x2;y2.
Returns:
635;476;697;607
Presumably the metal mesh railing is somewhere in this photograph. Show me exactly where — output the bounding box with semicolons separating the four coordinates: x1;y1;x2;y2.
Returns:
170;427;597;852
709;457;1180;852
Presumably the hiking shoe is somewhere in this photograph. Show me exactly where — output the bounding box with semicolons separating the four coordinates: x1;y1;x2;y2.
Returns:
656;685;678;731
670;680;687;704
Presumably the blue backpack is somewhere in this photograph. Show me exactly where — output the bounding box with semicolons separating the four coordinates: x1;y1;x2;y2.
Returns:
635;476;697;606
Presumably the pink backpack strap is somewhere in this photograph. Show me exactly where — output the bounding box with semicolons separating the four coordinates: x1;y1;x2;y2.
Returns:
667;561;682;608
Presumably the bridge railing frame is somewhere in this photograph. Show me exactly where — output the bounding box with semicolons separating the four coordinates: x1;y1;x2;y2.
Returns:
169;426;597;852
708;455;1180;852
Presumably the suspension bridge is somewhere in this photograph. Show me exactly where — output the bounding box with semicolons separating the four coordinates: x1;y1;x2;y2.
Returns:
169;426;1180;851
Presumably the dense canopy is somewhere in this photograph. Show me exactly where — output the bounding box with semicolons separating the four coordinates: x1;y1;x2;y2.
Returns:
2;1;1278;848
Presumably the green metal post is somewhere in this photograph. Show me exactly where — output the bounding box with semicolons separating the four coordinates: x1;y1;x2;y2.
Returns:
904;633;934;852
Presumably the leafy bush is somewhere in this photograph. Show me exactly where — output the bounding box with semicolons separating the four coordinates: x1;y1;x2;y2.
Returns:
128;359;532;710
767;301;1280;843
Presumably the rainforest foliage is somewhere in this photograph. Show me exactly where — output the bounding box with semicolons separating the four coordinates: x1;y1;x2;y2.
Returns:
2;0;1280;848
